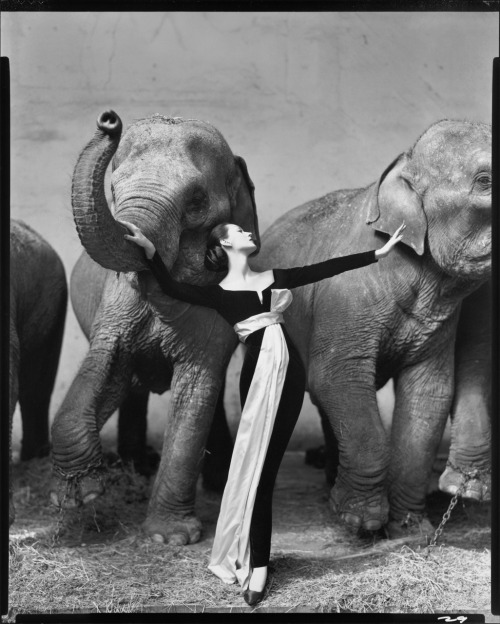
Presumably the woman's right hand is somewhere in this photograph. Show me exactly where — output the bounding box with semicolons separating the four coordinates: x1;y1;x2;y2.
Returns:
119;220;156;259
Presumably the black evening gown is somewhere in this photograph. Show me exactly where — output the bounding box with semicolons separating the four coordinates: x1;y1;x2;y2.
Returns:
146;249;378;589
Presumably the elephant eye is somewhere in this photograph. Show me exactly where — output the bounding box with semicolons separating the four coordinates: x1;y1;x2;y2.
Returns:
473;172;491;192
190;190;209;211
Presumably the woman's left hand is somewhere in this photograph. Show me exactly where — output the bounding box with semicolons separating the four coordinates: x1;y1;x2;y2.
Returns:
118;220;156;259
375;223;406;259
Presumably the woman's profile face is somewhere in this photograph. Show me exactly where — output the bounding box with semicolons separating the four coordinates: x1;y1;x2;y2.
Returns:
221;224;257;253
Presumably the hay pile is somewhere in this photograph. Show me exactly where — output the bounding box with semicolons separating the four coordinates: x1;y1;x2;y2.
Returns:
266;546;490;613
7;455;492;615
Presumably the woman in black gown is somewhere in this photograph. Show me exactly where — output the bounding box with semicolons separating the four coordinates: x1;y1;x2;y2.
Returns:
121;220;404;605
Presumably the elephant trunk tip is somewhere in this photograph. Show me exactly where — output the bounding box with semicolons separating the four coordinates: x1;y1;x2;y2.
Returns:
97;110;122;138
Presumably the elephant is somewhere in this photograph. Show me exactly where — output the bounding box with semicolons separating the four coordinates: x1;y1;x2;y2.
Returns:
9;219;67;525
49;110;259;545
251;120;491;535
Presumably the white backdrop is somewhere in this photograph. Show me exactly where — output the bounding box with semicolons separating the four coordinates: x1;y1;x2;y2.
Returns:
3;12;497;453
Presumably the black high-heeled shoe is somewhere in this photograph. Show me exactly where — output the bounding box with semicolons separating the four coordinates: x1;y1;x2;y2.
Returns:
243;566;273;606
243;588;264;606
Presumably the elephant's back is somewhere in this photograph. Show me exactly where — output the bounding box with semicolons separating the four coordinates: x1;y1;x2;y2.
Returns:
70;251;110;337
11;219;67;284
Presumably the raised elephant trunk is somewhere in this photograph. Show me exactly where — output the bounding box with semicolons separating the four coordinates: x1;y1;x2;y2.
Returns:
72;110;147;272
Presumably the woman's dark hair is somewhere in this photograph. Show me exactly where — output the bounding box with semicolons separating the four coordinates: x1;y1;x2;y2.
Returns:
204;222;231;272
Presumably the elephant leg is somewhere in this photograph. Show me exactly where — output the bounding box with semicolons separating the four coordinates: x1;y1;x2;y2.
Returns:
18;290;66;461
319;407;340;486
201;378;233;492
439;282;491;502
143;366;224;545
117;388;160;476
309;357;390;532
387;345;454;537
50;343;132;509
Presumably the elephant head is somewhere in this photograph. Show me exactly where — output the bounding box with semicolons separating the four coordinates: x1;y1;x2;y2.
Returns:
72;110;260;280
366;120;491;280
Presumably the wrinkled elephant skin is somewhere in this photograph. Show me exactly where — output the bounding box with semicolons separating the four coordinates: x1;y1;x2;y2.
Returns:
10;220;67;525
253;120;491;535
50;111;259;545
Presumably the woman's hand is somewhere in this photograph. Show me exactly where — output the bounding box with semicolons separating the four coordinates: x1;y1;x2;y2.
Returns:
375;223;406;259
119;220;156;259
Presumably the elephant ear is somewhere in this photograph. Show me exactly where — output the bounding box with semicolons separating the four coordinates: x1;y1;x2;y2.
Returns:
231;155;261;253
366;153;427;256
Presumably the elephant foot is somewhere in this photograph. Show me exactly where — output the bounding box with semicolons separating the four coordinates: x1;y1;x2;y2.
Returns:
49;466;106;509
439;464;490;502
329;482;389;531
142;513;202;546
385;512;434;541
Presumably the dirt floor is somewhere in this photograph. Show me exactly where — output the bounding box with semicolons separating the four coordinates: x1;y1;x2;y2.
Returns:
6;451;496;619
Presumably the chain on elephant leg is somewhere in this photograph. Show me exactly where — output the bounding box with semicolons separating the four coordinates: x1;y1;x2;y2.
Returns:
439;459;491;502
51;458;106;509
425;467;483;555
50;478;105;547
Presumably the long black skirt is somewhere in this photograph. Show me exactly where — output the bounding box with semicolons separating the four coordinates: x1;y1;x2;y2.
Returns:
239;325;306;567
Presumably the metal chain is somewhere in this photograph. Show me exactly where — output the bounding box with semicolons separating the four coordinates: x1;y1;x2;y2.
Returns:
50;460;104;545
427;465;481;549
52;457;103;481
427;487;463;548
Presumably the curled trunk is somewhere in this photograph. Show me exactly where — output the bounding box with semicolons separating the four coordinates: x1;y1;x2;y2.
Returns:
72;110;147;272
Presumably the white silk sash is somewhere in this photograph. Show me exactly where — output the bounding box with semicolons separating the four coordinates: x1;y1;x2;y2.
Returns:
233;311;284;343
208;289;293;589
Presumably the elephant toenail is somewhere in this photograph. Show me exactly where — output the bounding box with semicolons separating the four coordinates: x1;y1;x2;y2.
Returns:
151;533;165;543
168;533;187;546
363;519;382;531
82;492;99;504
191;531;201;543
343;513;362;528
50;492;61;507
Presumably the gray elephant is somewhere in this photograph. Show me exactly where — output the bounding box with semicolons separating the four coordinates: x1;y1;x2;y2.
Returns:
252;120;491;534
50;111;259;545
9;219;67;524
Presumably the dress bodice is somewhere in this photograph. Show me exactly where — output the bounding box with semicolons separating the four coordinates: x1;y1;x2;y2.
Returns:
231;288;293;343
215;284;293;327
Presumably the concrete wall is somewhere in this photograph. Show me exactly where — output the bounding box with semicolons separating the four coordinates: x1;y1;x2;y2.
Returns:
3;12;497;453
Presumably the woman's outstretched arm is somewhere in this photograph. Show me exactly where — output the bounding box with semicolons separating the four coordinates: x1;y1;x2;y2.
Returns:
120;221;219;309
273;223;405;289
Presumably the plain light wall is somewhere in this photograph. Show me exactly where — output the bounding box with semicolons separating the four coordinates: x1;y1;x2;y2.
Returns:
3;12;497;453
